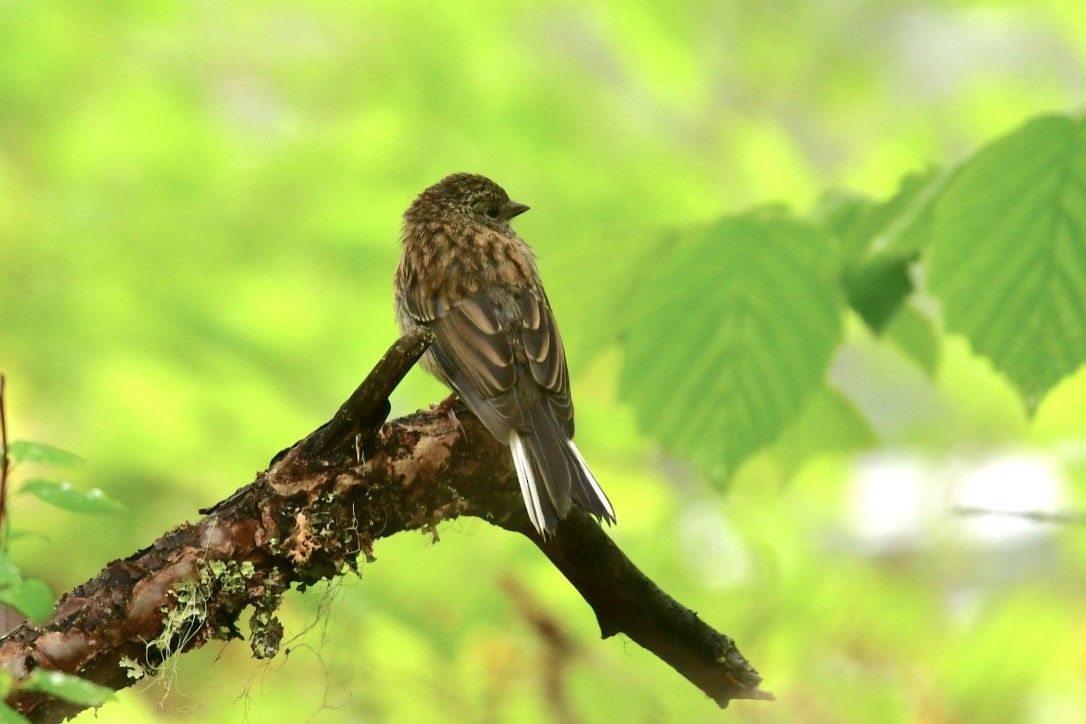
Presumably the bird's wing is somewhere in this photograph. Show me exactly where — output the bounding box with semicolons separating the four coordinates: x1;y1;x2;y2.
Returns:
516;287;574;437
400;271;531;439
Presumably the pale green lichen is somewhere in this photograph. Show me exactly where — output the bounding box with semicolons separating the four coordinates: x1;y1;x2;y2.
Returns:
118;656;146;681
140;558;259;686
248;568;286;659
201;559;256;600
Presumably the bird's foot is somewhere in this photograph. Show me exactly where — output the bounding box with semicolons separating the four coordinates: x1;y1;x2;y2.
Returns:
433;392;458;414
432;393;462;432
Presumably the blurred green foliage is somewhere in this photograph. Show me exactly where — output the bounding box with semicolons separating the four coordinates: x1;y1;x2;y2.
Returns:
3;1;1086;722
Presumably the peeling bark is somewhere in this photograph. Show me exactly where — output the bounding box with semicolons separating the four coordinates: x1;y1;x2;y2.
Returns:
0;330;771;721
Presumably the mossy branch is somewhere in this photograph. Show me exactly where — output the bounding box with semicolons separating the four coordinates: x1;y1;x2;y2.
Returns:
0;329;771;722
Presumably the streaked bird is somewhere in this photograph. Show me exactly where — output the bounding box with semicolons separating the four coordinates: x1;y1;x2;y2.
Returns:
393;173;616;537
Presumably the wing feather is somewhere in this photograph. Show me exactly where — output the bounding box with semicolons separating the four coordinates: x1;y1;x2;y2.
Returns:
400;278;525;438
517;288;574;436
399;267;576;442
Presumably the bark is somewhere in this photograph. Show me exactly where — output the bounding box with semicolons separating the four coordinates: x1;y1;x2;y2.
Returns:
0;329;772;721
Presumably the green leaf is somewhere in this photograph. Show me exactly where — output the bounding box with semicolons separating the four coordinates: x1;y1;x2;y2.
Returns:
816;167;945;267
0;551;21;587
21;670;114;707
20;479;123;514
0;669;13;699
843;255;914;333
619;210;844;479
811;189;878;265
0;552;54;623
813;173;945;333
771;386;879;474
4;530;51;544
883;303;940;374
0;702;30;724
929;114;1086;410
5;441;85;469
865;166;954;260
0;578;54;624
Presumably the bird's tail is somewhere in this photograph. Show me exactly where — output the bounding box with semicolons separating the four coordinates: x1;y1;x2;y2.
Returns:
509;409;616;538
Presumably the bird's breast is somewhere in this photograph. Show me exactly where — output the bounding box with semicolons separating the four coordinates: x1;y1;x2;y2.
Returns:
405;223;537;301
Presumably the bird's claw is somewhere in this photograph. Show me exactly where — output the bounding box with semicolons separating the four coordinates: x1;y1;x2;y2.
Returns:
433;392;458;414
432;393;462;431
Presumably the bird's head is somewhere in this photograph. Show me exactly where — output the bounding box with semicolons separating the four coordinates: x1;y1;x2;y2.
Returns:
404;173;529;235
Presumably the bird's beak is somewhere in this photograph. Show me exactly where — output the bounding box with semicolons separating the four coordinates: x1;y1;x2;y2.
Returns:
508;201;530;218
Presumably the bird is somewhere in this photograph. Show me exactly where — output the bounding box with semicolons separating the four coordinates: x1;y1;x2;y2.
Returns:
393;173;616;537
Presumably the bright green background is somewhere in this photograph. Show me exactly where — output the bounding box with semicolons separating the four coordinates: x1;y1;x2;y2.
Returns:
3;1;1086;722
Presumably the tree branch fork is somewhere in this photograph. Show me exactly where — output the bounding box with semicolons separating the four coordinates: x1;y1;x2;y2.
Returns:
0;330;771;721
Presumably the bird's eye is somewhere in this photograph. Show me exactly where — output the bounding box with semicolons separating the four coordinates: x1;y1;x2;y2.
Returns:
484;205;500;219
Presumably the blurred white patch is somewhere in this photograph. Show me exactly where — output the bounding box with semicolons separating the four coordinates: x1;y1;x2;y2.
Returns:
951;455;1064;544
676;505;752;590
848;456;931;552
847;452;1067;552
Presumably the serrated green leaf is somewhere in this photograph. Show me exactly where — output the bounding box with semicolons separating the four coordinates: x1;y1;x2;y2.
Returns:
19;479;123;514
0;578;54;624
771;386;879;475
929;114;1086;410
0;702;30;724
883;303;940;374
5;441;85;469
21;670;114;707
619;211;844;480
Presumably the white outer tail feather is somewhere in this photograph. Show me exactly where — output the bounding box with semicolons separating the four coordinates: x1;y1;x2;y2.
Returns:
509;432;545;534
567;440;615;520
509;432;615;536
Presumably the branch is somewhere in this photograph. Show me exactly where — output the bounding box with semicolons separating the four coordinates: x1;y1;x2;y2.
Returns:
952;505;1086;526
0;330;771;721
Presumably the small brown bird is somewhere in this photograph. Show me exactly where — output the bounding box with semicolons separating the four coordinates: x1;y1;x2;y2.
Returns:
394;173;616;537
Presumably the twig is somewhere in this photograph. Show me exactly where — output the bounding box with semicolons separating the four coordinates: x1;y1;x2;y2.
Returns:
952;505;1086;526
501;575;578;724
